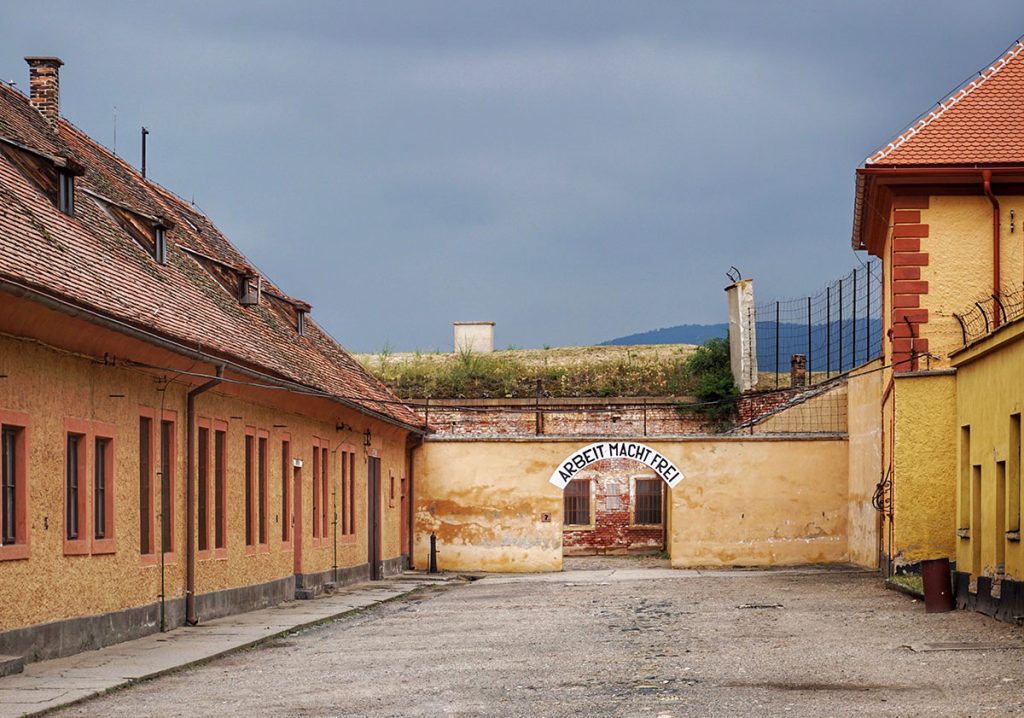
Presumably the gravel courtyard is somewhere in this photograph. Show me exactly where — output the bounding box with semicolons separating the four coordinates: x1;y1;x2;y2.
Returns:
54;565;1024;717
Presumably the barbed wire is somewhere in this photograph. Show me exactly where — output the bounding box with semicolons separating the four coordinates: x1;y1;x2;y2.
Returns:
953;283;1024;346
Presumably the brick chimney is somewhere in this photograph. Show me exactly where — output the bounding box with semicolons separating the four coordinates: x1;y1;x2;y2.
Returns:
24;56;64;125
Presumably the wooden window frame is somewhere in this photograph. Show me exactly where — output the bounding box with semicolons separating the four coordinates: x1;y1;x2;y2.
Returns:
0;410;30;561
197;418;213;560
91;423;116;554
339;445;357;539
320;445;329;546
631;476;664;527
311;438;321;541
389;474;396;509
258;430;269;547
280;434;291;546
564;479;594;529
139;409;157;564
244;427;256;551
64;419;90;555
213;421;228;556
157;410;177;564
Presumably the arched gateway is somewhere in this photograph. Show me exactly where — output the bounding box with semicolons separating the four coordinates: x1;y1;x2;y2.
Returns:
548;441;684;489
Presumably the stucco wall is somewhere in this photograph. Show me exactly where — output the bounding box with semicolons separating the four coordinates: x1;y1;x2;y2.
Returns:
846;362;883;568
953;322;1024;581
414;436;849;572
0;330;409;632
891;371;958;566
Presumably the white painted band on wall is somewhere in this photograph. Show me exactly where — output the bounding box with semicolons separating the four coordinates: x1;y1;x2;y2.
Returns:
549;441;685;489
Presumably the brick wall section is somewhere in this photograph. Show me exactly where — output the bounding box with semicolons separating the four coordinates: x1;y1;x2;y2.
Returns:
735;386;807;423
890;195;930;372
562;459;665;555
418;404;708;437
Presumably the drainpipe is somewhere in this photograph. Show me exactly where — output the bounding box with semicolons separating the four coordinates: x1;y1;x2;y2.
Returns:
185;365;224;625
982;170;1002;328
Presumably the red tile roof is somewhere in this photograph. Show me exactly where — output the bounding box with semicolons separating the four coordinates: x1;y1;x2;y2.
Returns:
867;41;1024;166
0;80;422;430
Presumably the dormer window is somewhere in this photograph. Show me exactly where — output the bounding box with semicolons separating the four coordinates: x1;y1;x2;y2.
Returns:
155;226;169;264
239;274;261;306
58;170;74;216
86;189;173;266
296;310;306;336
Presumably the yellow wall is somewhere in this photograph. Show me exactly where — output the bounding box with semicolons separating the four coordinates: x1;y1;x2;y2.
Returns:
891;372;958;566
414;437;849;571
0;331;408;632
953;320;1024;581
846;361;883;567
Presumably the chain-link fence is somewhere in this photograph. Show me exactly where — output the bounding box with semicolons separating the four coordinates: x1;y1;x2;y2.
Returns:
953;283;1024;346
748;260;883;389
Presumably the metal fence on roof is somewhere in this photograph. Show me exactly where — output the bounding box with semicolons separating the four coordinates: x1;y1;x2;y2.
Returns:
748;260;884;389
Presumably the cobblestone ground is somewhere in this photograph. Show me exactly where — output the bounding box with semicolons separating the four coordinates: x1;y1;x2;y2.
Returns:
54;566;1024;717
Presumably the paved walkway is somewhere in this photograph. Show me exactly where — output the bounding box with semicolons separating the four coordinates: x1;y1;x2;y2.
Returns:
0;573;448;718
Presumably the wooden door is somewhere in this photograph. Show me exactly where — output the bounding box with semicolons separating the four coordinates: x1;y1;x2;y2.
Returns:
367;457;381;580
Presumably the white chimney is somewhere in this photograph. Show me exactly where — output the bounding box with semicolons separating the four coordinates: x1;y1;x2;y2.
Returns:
453;321;495;353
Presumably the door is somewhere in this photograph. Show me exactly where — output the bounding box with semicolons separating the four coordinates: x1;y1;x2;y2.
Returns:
367;456;381;580
293;466;302;575
400;477;409;561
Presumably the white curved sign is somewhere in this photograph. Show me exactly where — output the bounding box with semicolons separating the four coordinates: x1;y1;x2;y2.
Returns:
549;441;684;489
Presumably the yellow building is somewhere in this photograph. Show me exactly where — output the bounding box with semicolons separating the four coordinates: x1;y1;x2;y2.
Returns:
0;58;423;662
852;39;1024;618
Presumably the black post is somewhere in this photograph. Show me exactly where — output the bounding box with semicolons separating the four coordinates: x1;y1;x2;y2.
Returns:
429;532;438;574
826;286;832;379
141;127;149;179
838;278;844;373
806;296;812;383
867;262;873;358
852;268;858;368
775;301;780;389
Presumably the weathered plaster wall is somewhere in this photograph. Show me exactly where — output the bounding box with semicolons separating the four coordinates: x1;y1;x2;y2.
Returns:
846;362;883;568
891;372;957;567
0;330;408;632
953;322;1024;581
414;437;849;572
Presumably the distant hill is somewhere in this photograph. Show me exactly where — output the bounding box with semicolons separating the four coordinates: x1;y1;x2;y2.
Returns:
601;323;728;346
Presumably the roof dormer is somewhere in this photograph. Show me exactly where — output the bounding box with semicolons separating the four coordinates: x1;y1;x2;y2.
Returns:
86;189;174;264
0;136;84;216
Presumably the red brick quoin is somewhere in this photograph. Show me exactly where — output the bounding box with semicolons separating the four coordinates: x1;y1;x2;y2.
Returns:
890;196;929;371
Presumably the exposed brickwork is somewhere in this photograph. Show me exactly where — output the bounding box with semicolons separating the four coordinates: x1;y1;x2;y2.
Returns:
562;459;665;555
890;197;930;372
25;57;62;124
735;386;807;423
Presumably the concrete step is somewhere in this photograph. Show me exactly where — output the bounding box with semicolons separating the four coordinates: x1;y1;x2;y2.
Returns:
0;654;24;677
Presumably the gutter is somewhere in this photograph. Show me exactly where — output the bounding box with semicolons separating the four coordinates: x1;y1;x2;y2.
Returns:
0;276;425;435
185;365;223;625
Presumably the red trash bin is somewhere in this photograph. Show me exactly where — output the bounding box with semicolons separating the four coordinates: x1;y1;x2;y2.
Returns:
921;558;955;613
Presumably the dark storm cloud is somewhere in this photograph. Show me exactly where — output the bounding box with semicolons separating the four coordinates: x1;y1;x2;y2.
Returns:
2;2;1023;350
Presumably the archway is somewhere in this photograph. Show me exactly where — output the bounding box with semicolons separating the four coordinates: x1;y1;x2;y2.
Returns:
550;442;683;558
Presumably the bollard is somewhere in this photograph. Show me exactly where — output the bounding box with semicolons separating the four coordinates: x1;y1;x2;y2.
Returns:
429;532;438;574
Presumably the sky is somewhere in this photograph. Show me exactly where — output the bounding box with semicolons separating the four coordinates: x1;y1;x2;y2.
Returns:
3;2;1024;352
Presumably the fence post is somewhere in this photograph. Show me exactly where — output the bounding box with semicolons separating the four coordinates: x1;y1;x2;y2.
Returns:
867;262;872;359
775;301;780;389
852;268;858;369
806;296;812;382
725;279;758;393
826;286;831;379
838;278;844;373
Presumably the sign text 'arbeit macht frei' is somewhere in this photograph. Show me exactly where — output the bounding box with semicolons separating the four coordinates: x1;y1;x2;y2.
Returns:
548;441;685;489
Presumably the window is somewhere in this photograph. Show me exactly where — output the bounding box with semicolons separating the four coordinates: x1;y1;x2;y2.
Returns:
58;170;75;215
958;426;971;534
634;479;663;525
245;430;254;546
258;435;268;545
341;449;355;536
140;414;154;556
281;438;291;542
1010;414;1021;537
197;423;210;553
66;433;84;541
214;424;227;551
311;441;320;539
564;480;591;526
321;446;329;541
159;417;175;555
297;310;306;336
154;226;167;265
389;475;395;508
92;433;115;553
0;413;29;560
89;190;174;265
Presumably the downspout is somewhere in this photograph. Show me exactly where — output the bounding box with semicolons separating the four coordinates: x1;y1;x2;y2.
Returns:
185;365;224;625
982;170;1002;328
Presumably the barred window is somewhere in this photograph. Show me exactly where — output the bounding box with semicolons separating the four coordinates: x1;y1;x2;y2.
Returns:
634;479;663;525
564;480;591;526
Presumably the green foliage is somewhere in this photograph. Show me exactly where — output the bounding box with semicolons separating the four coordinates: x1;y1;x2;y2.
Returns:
679;337;738;429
